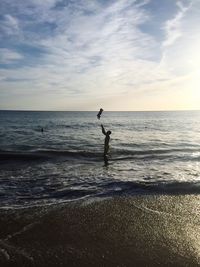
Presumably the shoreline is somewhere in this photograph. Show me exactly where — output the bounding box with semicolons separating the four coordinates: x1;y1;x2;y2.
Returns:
0;195;200;267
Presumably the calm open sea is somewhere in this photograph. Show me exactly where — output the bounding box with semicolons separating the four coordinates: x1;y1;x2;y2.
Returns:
0;110;200;208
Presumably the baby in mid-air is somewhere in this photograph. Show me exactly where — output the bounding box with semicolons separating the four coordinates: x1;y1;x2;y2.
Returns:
97;108;103;120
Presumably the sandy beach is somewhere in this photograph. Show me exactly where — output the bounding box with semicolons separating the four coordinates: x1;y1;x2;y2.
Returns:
0;195;200;267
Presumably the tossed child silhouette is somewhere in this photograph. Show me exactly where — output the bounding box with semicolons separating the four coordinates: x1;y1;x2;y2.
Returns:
97;108;103;120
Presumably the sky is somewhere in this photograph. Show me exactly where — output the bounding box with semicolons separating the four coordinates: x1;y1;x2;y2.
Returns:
0;0;200;111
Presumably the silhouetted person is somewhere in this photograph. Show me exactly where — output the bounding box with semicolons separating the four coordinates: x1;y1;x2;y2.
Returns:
101;124;111;165
97;108;103;120
41;128;44;133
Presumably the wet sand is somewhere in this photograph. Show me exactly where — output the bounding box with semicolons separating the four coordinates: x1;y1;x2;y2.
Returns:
0;195;200;267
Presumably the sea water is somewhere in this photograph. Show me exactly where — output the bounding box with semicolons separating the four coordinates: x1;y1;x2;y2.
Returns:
0;110;200;208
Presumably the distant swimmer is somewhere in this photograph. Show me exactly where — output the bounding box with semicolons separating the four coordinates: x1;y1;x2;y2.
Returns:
101;124;111;165
97;108;103;120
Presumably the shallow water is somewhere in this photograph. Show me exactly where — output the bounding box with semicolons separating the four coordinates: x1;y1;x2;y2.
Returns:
0;110;200;208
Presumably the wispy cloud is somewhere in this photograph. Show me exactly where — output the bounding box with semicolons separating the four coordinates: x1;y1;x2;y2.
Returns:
162;1;192;47
0;48;23;64
0;1;154;93
0;14;20;36
0;0;199;110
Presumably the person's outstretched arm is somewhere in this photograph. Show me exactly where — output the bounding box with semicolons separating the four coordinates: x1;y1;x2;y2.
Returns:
101;124;106;135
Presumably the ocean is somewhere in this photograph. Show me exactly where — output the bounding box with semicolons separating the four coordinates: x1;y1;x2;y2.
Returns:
1;110;200;267
0;110;200;209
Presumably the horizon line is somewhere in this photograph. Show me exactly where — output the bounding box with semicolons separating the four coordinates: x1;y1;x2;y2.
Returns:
0;109;200;112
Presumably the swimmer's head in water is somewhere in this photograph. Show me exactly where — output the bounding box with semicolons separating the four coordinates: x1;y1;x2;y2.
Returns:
107;131;112;135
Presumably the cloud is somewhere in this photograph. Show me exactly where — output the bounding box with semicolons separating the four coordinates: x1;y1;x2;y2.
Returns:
0;0;198;110
0;48;23;64
0;14;20;36
162;1;191;47
160;0;200;78
1;1;155;89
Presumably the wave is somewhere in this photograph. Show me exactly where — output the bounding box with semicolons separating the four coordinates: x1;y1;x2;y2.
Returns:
115;147;199;155
0;147;199;163
0;150;102;162
99;180;200;195
1;180;200;210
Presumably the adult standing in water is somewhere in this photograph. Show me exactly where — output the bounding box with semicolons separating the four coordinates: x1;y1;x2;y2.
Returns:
101;124;112;165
